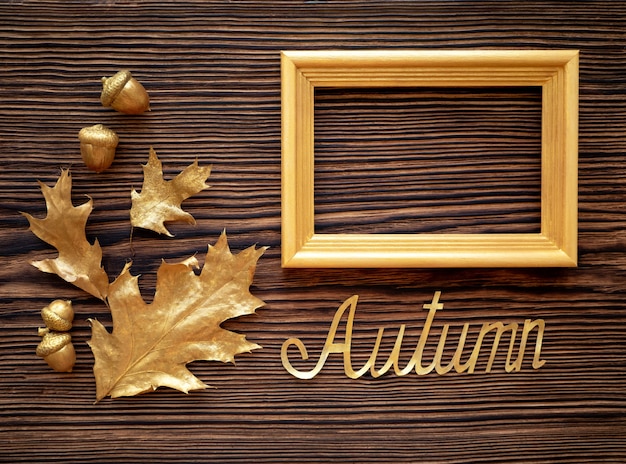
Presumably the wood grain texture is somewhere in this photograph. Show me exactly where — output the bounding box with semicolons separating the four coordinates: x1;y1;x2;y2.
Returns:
314;87;543;234
1;1;625;462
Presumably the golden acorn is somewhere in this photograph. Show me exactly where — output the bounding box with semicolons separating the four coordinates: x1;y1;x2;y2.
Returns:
41;299;74;332
36;331;76;373
78;123;119;172
100;69;150;114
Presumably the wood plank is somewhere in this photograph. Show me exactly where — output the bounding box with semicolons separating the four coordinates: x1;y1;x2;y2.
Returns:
1;1;625;462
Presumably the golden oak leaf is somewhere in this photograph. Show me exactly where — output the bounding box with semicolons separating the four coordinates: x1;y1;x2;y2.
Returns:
88;232;266;401
22;170;109;301
130;147;211;236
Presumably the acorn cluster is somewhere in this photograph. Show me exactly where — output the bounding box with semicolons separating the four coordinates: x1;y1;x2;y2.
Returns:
78;70;150;172
36;300;76;372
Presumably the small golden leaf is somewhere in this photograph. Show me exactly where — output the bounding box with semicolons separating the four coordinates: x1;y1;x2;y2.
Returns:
130;147;211;236
88;232;266;401
22;170;109;301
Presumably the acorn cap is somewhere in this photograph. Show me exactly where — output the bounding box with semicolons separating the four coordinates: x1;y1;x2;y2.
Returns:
100;70;133;107
78;124;119;147
36;332;72;357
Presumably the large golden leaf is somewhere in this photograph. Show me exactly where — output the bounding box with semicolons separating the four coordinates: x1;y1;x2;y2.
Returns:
22;170;109;301
88;232;266;401
130;147;211;236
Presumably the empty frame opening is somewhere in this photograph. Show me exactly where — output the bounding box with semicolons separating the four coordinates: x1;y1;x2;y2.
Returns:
313;87;543;235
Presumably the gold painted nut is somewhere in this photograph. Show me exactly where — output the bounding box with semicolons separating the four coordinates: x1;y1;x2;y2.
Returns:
41;299;74;332
36;331;76;373
100;69;150;114
78;124;119;173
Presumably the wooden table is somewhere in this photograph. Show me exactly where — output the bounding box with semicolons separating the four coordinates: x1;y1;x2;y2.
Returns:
1;2;625;462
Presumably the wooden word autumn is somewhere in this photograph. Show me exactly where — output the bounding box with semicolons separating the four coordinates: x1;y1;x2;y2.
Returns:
281;292;546;379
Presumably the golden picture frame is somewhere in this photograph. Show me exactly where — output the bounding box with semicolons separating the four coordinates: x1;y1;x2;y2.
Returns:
281;50;578;268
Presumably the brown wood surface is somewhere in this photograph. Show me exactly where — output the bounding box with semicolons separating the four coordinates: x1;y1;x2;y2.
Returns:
1;1;625;463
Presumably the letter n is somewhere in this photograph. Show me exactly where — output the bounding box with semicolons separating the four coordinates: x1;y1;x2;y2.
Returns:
507;319;546;372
